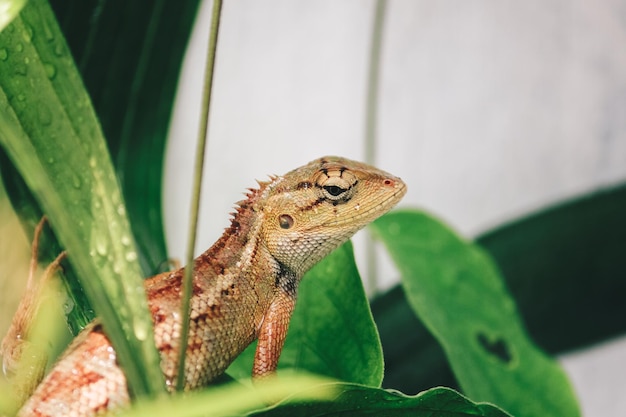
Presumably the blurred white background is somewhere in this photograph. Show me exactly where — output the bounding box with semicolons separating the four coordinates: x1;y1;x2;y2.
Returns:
163;1;626;415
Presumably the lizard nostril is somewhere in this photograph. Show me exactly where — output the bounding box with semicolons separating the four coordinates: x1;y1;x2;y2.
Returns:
383;179;394;186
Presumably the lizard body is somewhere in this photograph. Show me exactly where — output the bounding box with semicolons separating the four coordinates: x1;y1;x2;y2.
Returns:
13;156;406;416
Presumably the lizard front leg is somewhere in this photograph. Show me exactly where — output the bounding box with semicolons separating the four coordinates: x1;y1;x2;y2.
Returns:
253;288;296;378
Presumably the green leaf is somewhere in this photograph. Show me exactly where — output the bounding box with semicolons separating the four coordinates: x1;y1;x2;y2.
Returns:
47;0;202;274
118;375;336;417
477;183;626;353
227;242;384;387
371;210;580;417
249;384;511;417
371;184;626;393
0;0;164;398
370;284;456;393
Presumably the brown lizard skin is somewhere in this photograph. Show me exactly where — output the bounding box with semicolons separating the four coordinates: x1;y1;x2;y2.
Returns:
13;156;407;416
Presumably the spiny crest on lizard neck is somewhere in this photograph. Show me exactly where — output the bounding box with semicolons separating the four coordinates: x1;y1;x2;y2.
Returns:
196;175;281;274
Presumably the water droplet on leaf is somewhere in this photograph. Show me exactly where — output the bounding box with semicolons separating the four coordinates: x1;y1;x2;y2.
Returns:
133;321;148;341
43;62;56;79
22;24;33;42
95;240;107;256
42;19;54;41
63;298;75;315
53;43;64;57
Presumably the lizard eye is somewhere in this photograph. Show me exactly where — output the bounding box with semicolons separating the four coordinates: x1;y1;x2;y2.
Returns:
278;214;294;229
323;185;347;198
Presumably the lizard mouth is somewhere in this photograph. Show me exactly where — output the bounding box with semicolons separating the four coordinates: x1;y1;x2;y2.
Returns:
321;180;407;227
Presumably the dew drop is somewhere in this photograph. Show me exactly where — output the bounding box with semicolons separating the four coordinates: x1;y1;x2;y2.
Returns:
89;157;96;168
95;240;107;256
43;62;56;79
116;204;126;216
133;320;148;341
22;24;33;42
0;48;7;60
63;298;75;315
15;43;23;52
41;19;54;41
125;251;137;262
53;43;64;57
120;235;131;246
47;156;55;164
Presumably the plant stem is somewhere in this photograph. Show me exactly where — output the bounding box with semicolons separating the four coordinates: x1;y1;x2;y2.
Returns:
176;0;223;391
364;0;387;295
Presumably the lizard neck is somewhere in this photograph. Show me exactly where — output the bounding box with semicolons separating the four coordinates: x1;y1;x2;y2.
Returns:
192;179;283;280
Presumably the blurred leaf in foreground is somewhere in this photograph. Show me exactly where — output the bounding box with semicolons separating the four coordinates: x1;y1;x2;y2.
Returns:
0;0;164;398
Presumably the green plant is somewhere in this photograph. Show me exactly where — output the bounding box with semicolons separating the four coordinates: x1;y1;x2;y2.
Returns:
3;1;622;416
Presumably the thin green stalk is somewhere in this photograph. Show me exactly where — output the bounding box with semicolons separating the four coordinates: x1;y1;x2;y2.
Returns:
176;0;223;391
364;0;387;295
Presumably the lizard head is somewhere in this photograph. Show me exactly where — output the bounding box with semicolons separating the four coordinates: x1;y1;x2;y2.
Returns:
258;156;407;276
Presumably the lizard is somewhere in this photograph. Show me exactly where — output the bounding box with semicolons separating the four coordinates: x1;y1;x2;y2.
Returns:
9;156;407;417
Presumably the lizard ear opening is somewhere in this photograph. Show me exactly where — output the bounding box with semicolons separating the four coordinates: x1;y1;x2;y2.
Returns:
278;214;294;229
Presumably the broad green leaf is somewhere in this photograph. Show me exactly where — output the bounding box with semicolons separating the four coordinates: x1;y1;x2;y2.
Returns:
477;183;626;352
227;242;384;387
249;384;511;417
372;185;626;393
47;0;202;274
0;0;164;398
117;378;511;417
372;210;580;417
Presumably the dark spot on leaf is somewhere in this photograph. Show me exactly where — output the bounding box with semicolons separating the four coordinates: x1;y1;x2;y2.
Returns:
477;332;513;363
